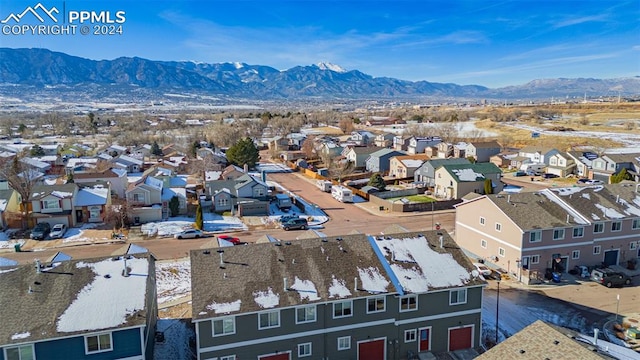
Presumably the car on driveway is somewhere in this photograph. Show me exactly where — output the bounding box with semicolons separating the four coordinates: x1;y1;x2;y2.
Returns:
590;268;632;287
576;178;590;184
279;214;300;223
542;173;559;179
49;224;67;239
174;229;204;239
218;234;243;245
282;218;308;231
30;223;51;240
473;263;493;277
513;171;526;177
585;179;604;185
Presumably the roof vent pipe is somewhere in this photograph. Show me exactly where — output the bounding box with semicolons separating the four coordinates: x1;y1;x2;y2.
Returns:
123;257;130;277
354;277;358;292
439;235;444;249
616;195;619;203
566;214;570;224
593;328;599;345
283;277;288;291
35;259;41;274
507;195;511;203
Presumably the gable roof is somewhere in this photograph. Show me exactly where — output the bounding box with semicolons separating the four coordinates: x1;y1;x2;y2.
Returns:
423;158;471;169
469;140;501;149
440;163;501;182
0;254;153;346
75;184;109;206
368;148;405;159
29;183;77;201
392;154;430;168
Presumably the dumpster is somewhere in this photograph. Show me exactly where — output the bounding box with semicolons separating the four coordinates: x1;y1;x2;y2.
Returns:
551;272;561;283
14;243;21;252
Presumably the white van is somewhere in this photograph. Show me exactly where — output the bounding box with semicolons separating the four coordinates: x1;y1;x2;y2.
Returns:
331;185;353;203
317;180;332;192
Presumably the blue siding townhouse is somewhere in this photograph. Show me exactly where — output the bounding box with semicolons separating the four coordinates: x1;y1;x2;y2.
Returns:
0;253;157;360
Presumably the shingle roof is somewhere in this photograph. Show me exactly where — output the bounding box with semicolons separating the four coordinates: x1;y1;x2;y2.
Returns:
469;140;501;149
440;163;501;182
0;254;153;346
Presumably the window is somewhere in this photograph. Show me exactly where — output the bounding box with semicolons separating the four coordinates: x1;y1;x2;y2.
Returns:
594;222;604;234
133;193;141;202
399;295;418;312
572;250;580;259
633;218;640;230
220;356;236;360
296;305;316;324
85;333;112;354
479;217;485;225
217;198;229;206
593;245;601;255
450;289;467;305
611;221;622;232
498;247;505;257
5;344;35;360
530;255;540;264
405;329;417;343
333;301;352;318
42;199;60;209
259;310;280;329
529;230;542;243
572;227;584;238
255;187;265;196
480;239;487;249
495;223;502;232
553;229;565;240
298;343;312;357
631;242;638;251
337;336;351;350
367;297;386;314
213;317;235;336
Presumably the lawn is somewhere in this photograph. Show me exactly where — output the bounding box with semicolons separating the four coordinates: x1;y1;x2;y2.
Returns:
388;194;436;203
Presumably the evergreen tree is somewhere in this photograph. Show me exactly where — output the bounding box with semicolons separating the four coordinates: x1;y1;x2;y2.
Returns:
194;204;203;230
66;173;74;183
226;137;259;169
150;141;163;156
368;173;387;191
484;178;493;194
610;168;631;184
169;196;180;217
30;144;45;157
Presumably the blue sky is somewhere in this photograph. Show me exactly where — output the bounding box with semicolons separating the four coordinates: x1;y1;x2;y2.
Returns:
1;0;638;87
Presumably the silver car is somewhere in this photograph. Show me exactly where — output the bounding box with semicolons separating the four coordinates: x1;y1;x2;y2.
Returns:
174;228;204;239
49;224;67;239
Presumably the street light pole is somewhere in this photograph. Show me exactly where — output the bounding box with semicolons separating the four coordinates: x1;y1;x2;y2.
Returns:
495;278;501;345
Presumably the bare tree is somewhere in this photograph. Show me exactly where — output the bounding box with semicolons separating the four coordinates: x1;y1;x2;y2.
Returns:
0;153;42;229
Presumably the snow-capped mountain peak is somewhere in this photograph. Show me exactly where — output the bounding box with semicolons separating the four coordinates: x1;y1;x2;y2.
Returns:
233;62;244;69
315;62;347;73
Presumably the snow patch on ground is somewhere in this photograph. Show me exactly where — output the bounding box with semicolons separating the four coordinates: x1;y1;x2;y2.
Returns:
153;319;196;360
156;259;191;305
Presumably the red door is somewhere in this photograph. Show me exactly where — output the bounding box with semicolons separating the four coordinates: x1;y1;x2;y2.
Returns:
449;326;472;351
358;339;385;360
259;353;290;360
419;328;430;351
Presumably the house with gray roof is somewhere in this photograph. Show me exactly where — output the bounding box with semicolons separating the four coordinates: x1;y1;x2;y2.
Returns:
374;133;395;148
517;146;559;166
72;167;128;198
590;153;640;183
75;182;111;224
0;253;157;360
407;136;442;154
414;158;471;187
204;174;269;215
365;149;406;174
343;146;379;169
566;151;598;178
112;154;144;173
434;163;503;199
546;152;576;177
455;183;640;283
29;183;78;228
190;231;484;360
466;141;501;163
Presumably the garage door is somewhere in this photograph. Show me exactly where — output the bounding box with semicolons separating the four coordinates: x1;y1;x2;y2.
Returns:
258;352;290;360
449;326;472;351
604;250;618;267
39;217;69;227
358;338;385;360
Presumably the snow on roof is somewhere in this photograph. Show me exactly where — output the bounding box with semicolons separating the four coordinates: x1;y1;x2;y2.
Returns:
594;203;625;219
357;267;390;294
328;276;351;299
206;171;222;181
0;199;7;212
75;186;109;206
206;300;241;314
373;235;470;292
66;158;98;167
253;288;280;309
616;197;640;217
452;168;484;181
401;159;425;168
290;276;321;301
169;175;188;187
144;176;163;190
540;189;590;225
11;332;30;340
162;187;186;201
51;191;73;198
56;257;148;332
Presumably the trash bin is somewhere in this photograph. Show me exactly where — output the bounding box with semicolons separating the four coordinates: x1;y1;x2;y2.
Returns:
379;206;385;211
14;243;21;252
552;272;561;283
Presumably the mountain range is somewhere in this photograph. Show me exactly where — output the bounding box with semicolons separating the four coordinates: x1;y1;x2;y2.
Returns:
0;48;638;102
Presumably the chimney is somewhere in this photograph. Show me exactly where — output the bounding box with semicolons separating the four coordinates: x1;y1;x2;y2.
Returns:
35;259;41;274
123;257;130;277
354;277;358;292
283;277;288;291
593;328;599;345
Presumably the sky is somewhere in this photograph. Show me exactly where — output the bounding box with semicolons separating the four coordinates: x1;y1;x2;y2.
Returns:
0;0;638;88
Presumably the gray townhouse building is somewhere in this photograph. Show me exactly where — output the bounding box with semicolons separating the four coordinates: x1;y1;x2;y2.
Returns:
190;232;485;360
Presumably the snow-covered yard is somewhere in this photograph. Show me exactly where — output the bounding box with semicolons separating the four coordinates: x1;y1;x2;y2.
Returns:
156;259;191;305
140;213;247;237
62;223;110;243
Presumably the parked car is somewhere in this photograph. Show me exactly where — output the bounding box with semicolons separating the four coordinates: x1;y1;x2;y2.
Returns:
473;263;493;277
282;218;308;231
218;234;243;245
49;224;67;239
30;222;51;240
279;214;300;223
513;171;526;177
590;268;632;287
585;179;604;185
542;173;559;179
576;178;590;184
174;228;204;239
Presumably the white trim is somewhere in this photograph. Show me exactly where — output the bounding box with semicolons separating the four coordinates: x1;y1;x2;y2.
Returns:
356;337;386;360
593;245;601;255
572;250;580;260
297;342;312;358
337;335;351;350
258;310;281;330
196;320;201;360
3;343;35;360
552;228;565;241
449;289;467;305
523;240;594;251
455;222;521;251
295;305;317;324
572;226;584;238
366;296;386;314
594;233;640;242
199;318;396;353
3;325;146;348
404;329;417;343
447;324;475;351
333;300;353;319
395;308;481;326
257;350;291;360
84;332;113;355
212;317;236;337
611;221;622;232
398;294;418;312
114;356;144;360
